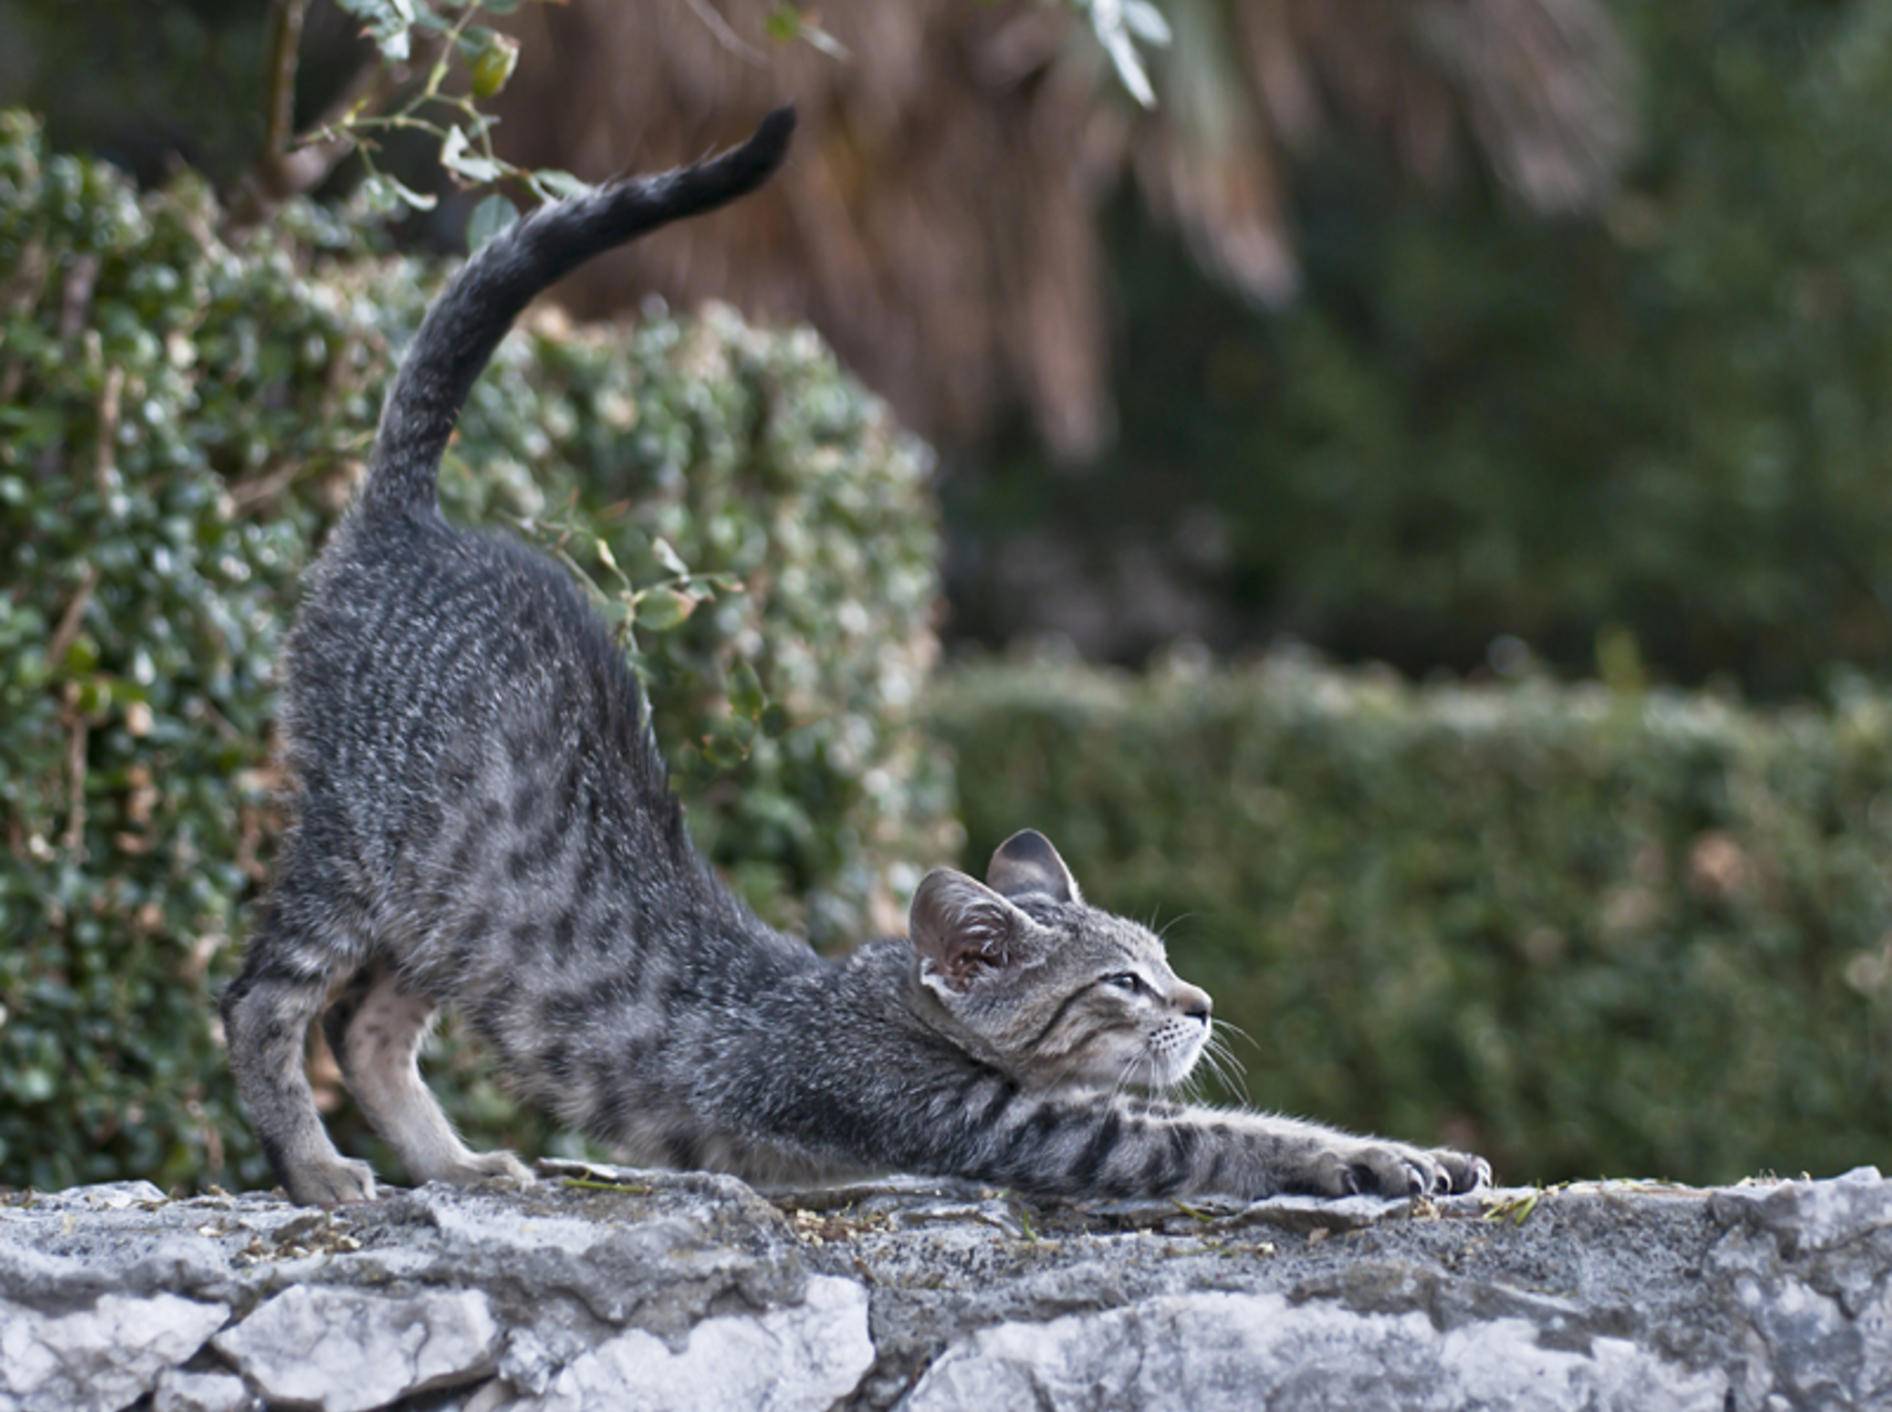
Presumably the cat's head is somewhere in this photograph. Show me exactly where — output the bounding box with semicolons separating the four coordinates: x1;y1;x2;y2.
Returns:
908;829;1213;1091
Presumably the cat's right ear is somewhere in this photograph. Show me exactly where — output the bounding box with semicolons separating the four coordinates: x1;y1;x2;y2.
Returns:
986;828;1082;904
909;868;1034;991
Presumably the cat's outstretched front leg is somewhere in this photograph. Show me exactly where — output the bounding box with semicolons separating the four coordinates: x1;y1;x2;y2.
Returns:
932;1074;1490;1201
1219;1111;1491;1198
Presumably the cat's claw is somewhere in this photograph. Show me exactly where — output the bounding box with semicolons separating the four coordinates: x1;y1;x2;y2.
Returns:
1431;1148;1493;1194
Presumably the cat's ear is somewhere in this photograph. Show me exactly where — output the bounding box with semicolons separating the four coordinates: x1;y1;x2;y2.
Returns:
985;829;1082;905
909;868;1036;990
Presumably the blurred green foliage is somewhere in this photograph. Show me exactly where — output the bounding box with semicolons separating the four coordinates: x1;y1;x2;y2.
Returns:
0;0;274;186
955;0;1892;696
0;111;949;1192
935;654;1892;1186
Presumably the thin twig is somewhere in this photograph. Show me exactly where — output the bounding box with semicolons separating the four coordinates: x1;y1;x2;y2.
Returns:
228;9;441;227
56;254;99;343
260;0;309;189
228;455;325;513
61;713;88;856
0;236;43;314
46;565;98;670
94;365;123;494
682;0;769;65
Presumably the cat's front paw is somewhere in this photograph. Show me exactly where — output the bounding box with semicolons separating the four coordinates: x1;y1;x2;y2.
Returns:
284;1156;379;1207
435;1149;535;1190
1289;1140;1488;1199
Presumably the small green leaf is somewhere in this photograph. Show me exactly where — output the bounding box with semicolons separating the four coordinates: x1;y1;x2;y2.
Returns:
760;2;848;56
532;169;591;201
355;174;401;216
442;125;505;185
760;702;791;738
465;194;519;251
394;175;439;210
335;0;416;61
701;726;749;769
651;536;689;577
764;3;801;42
469;32;520;99
376;172;438;211
729;659;766;718
62;634;99;676
634;586;693;631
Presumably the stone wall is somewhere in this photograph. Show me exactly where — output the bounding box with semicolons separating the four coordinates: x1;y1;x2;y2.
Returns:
2;1160;1887;1411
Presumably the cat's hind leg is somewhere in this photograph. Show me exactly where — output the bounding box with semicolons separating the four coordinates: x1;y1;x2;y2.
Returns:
222;915;378;1206
322;966;533;1189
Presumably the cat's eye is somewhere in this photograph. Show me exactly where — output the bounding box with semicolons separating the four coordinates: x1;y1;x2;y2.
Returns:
1103;972;1143;992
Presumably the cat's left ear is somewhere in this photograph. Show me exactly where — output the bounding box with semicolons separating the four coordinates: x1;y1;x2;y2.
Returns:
909;868;1037;991
986;829;1082;905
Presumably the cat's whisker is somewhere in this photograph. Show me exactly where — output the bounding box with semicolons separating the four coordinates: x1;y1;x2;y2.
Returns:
1207;1031;1248;1079
1196;1037;1250;1106
1213;1017;1261;1053
1197;1045;1230;1091
1205;1031;1244;1075
1219;1055;1253;1107
1154;911;1197;943
1131;1051;1156;1097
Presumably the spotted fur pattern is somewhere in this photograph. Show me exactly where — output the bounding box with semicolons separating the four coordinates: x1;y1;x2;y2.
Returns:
220;107;1492;1207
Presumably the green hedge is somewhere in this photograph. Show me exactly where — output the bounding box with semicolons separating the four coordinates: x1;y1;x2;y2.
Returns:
955;0;1892;698
933;654;1892;1186
0;111;951;1192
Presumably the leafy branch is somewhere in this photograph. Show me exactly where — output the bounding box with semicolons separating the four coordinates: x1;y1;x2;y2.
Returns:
509;496;778;769
234;0;580;235
237;0;1173;235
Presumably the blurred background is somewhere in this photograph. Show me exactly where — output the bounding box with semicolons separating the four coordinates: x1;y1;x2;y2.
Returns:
3;0;1890;1195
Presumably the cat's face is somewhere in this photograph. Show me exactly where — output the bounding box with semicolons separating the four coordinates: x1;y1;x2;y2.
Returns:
909;830;1214;1091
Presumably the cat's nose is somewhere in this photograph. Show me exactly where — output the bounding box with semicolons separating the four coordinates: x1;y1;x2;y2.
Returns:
1173;983;1212;1025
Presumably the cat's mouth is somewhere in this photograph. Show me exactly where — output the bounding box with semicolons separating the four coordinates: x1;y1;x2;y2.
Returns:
1147;1017;1210;1089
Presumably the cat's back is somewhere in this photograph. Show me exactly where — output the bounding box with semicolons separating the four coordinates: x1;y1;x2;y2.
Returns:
281;507;658;847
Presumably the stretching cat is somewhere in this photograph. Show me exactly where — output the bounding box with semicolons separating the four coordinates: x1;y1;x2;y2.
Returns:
221;108;1491;1207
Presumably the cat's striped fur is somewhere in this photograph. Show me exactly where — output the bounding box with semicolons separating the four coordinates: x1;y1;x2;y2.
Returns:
221;108;1491;1207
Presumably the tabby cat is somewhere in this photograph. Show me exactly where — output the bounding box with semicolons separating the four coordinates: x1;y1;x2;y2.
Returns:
221;108;1491;1207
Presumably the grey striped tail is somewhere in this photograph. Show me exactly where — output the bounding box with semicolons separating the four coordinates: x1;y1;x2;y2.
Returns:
361;107;796;519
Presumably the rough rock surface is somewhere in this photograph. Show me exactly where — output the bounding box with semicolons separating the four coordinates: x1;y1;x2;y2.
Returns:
212;1286;499;1410
1;1160;1887;1411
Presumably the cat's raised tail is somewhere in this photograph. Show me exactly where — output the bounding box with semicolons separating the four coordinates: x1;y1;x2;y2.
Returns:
361;106;797;520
